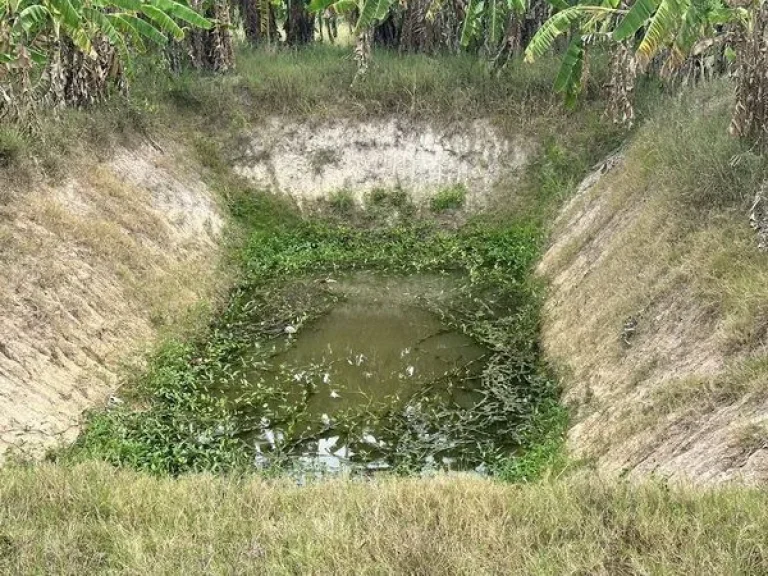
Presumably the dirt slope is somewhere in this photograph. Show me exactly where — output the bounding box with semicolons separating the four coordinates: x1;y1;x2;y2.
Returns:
540;150;768;484
0;144;222;461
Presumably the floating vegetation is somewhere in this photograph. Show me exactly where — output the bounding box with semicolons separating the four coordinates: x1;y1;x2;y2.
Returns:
65;192;564;477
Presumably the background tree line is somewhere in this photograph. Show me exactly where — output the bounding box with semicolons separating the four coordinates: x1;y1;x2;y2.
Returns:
2;0;768;146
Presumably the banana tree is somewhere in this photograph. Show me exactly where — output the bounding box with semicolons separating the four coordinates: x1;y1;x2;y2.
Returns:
186;0;234;70
524;0;744;125
237;0;277;45
459;0;533;57
309;0;396;77
0;0;212;122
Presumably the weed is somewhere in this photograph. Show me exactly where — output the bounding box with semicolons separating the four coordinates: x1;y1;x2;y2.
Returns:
328;190;355;214
0;128;25;168
633;80;767;212
193;136;227;173
731;422;768;457
309;147;341;174
492;401;568;482
368;187;393;206
359;187;415;223
430;184;467;212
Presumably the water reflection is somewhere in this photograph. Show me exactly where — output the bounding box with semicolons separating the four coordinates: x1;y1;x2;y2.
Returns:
247;273;488;475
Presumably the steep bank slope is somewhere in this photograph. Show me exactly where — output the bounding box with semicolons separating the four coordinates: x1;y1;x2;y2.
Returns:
0;144;223;460
540;83;768;483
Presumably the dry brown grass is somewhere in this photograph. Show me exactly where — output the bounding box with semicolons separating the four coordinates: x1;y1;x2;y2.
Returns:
2;462;768;574
0;143;225;461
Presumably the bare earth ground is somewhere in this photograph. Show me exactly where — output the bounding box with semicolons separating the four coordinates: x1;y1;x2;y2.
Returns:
0;144;223;461
234;117;526;208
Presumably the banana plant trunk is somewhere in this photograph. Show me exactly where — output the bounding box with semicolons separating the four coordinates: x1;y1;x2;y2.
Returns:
187;0;236;71
241;0;262;43
730;0;768;147
285;0;315;44
239;0;278;44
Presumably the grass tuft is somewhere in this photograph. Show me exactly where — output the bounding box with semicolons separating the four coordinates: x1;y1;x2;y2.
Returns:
430;184;467;212
0;128;25;168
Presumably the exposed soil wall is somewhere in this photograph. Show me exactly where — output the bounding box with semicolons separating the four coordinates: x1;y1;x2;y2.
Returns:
0;144;223;460
234;118;526;209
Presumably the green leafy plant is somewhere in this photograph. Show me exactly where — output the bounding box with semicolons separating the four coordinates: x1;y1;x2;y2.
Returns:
309;0;397;77
328;189;355;213
524;0;749;130
430;184;467;212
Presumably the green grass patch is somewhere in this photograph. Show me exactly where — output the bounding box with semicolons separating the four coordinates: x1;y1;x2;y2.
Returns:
4;462;768;574
430;184;467;212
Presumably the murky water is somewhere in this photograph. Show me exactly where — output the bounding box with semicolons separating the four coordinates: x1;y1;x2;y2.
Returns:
250;273;487;473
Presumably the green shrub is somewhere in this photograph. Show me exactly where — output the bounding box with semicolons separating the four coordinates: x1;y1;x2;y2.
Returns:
366;187;410;208
328;190;355;214
367;187;391;206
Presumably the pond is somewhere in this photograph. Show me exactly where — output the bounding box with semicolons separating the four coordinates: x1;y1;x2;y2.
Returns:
70;213;555;478
248;273;488;473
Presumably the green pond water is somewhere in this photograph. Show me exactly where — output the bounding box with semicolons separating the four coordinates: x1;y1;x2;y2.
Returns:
250;273;488;473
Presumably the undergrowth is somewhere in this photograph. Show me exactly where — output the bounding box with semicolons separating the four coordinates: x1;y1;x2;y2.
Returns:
430;184;467;212
65;188;561;475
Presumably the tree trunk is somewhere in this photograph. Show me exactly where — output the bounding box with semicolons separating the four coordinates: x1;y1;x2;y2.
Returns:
285;0;315;45
187;0;236;71
730;1;768;146
604;41;638;128
53;37;122;108
400;0;429;52
241;0;262;45
374;14;400;48
353;28;373;81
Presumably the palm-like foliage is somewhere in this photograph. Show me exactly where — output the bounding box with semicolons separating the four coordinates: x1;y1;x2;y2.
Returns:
524;0;745;123
1;0;211;63
310;0;395;76
0;0;212;120
459;0;530;53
